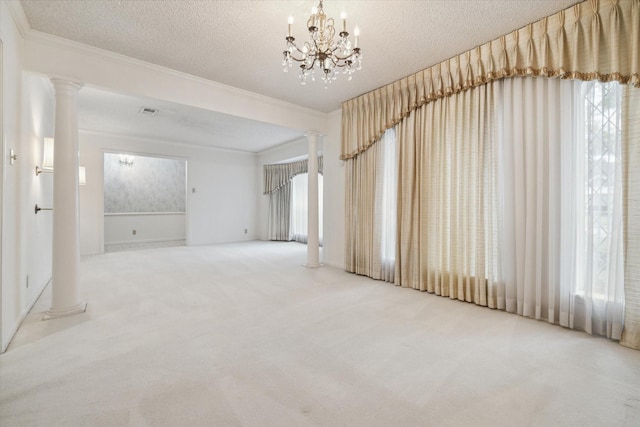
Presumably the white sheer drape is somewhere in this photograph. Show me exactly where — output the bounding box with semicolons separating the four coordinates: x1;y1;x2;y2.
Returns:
345;128;396;282
496;77;624;339
379;129;397;280
576;81;625;338
268;181;291;241
290;173;323;245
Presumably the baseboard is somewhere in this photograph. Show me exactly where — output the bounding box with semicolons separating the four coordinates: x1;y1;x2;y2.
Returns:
104;239;186;252
1;277;50;353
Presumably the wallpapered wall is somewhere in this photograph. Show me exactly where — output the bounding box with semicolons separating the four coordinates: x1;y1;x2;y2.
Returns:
104;153;186;213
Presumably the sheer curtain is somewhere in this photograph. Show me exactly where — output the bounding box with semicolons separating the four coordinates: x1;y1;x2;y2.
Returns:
345;128;396;282
496;77;625;338
268;182;291;241
290;173;323;244
290;173;308;243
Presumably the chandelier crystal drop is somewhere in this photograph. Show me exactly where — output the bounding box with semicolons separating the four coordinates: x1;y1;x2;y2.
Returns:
282;0;362;87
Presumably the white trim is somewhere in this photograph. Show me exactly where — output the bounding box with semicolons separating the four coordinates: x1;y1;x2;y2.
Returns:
104;238;186;247
5;1;31;38
101;146;190;162
81;129;259;156
1;277;50;353
104;212;186;216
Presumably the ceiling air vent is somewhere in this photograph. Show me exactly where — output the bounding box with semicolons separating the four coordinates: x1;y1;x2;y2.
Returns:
139;107;159;116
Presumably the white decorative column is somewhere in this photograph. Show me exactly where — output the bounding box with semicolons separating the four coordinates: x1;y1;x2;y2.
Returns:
44;78;86;320
305;130;321;268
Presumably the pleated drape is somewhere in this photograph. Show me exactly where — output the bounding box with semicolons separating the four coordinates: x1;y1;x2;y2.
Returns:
264;157;323;242
621;85;640;349
395;84;498;306
263;157;323;195
341;0;640;160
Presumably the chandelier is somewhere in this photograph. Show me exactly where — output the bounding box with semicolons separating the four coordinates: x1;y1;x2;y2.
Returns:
282;0;362;86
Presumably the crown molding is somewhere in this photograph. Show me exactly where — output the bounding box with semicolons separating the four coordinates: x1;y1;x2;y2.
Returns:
257;137;308;156
5;1;31;38
78;129;259;157
24;30;328;122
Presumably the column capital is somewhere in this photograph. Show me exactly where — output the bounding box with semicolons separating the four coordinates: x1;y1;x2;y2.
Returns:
50;77;84;92
305;130;323;139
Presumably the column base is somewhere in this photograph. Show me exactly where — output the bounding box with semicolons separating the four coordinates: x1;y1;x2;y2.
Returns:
43;302;87;321
304;263;323;269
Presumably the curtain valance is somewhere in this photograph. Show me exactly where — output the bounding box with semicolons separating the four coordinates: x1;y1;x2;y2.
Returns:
263;157;323;195
341;0;639;160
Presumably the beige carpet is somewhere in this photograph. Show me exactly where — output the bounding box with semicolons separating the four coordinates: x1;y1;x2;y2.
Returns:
1;241;639;426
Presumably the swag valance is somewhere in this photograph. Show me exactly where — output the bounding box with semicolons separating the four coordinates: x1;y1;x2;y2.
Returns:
341;0;639;160
263;157;324;195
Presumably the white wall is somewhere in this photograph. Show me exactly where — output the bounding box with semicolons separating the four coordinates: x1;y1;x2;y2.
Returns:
1;1;55;352
79;131;258;255
104;213;185;248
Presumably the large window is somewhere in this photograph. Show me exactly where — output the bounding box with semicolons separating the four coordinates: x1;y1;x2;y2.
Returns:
577;81;624;300
365;78;627;338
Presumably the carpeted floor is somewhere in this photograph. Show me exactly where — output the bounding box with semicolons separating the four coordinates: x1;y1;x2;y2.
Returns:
1;241;639;426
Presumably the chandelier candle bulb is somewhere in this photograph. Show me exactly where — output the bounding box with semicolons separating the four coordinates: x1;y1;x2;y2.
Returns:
288;16;293;37
341;11;346;33
354;26;359;48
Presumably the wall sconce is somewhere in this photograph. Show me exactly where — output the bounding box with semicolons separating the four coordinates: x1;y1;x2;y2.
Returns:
119;154;134;167
35;204;53;214
35;137;54;175
79;166;87;186
34;137;87;184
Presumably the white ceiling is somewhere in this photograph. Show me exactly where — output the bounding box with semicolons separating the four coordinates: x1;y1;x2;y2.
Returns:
77;86;305;153
20;0;579;151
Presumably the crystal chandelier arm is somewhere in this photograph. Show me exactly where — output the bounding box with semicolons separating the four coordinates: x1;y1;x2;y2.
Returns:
282;0;362;84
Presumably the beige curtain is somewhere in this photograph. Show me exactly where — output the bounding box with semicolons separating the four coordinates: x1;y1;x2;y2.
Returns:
621;86;640;349
395;83;498;306
341;0;640;160
263;157;323;195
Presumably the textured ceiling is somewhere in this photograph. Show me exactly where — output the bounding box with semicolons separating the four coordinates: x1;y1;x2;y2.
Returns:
76;86;305;153
21;0;580;114
19;0;579;152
